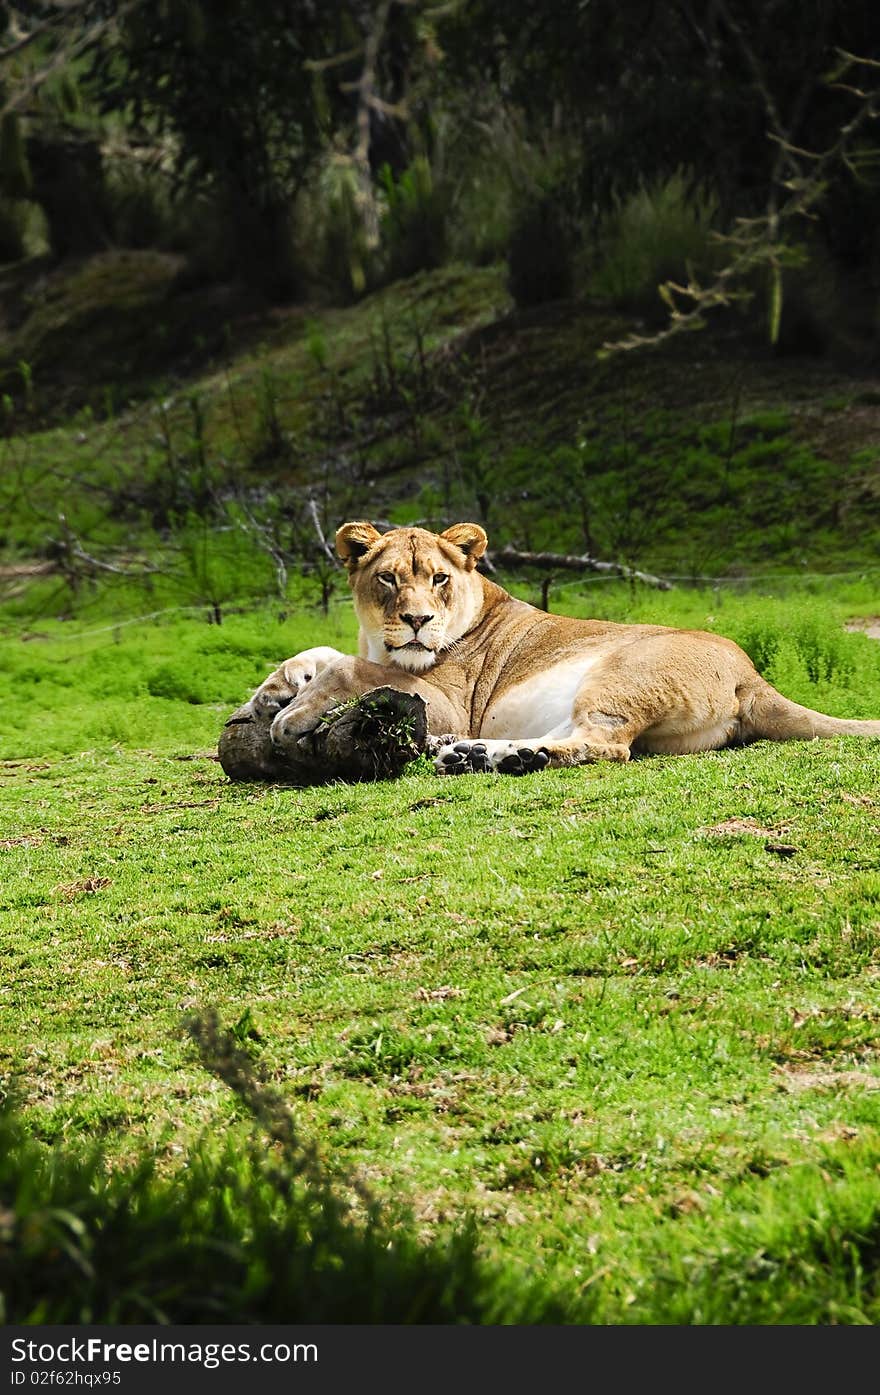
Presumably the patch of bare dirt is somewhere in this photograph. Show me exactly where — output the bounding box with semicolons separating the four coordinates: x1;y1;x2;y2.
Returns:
54;876;112;898
775;1065;880;1093
845;616;880;640
698;817;787;839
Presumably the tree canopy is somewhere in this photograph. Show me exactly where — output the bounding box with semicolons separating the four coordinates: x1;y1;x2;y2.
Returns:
1;0;879;335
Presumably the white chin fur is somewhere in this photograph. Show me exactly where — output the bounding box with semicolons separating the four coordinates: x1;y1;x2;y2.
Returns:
388;646;438;673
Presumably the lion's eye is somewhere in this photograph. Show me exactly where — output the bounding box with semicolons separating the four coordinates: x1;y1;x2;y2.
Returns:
432;573;449;586
377;572;397;588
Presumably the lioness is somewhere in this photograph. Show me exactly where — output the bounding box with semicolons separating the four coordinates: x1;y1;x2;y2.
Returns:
250;521;880;775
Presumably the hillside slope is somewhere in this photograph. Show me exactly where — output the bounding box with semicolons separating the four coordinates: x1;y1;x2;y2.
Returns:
2;253;880;592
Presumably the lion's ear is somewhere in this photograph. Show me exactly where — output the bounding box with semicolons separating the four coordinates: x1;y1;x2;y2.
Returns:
440;523;488;571
336;521;381;567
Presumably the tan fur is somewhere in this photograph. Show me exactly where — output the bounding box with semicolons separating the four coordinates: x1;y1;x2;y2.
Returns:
254;522;880;770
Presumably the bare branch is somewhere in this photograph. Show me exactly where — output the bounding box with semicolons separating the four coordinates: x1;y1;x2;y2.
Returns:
352;0;394;250
422;0;465;16
306;497;340;567
1;0;147;118
835;48;880;72
0;1;90;62
715;0;791;162
67;544;160;576
766;132;823;162
491;545;672;591
366;94;408;120
303;43;365;73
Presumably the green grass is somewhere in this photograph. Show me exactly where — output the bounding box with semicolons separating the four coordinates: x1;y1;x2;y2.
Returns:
2;580;880;1322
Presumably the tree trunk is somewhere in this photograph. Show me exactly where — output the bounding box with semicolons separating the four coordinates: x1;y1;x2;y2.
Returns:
26;132;109;257
226;192;301;302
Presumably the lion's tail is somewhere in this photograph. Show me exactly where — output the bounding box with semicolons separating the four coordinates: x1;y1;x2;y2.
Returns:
740;679;880;743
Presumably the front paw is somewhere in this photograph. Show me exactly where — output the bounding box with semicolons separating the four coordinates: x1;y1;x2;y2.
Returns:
269;703;318;753
251;687;295;719
251;660;317;718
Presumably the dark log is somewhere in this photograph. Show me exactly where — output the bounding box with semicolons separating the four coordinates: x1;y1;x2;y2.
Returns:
219;686;429;786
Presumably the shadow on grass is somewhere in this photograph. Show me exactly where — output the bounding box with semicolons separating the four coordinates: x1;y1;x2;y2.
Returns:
0;1010;568;1324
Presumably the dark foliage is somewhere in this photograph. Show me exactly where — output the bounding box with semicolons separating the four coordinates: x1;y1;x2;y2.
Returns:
88;1;354;297
507;196;573;308
447;0;880;335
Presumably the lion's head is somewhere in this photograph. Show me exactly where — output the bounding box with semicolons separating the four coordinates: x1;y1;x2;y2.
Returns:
335;521;488;672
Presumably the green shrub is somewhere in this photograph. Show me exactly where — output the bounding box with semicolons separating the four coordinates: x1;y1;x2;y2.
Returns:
146;660;209;703
443;104;577;269
379;157;448;282
792;617;856;686
446;162;516;267
298;154;449;301
590;170;719;319
170;516;278;622
104;157;179;251
297;154;373;301
105;156;230;265
734;622;783;676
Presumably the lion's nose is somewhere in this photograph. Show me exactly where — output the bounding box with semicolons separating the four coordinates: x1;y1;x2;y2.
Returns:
402;612;433;633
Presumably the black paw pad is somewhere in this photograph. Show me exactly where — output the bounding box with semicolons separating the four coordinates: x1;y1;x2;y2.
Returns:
441;750;468;768
497;746;549;776
438;743;491;775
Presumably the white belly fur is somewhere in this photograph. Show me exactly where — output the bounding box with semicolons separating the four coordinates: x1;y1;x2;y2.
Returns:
479;657;598;740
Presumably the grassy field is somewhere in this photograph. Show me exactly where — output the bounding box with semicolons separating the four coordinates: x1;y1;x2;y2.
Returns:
3;575;880;1322
2;252;880;1322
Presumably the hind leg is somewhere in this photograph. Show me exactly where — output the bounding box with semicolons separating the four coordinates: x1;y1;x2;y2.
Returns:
559;636;746;759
